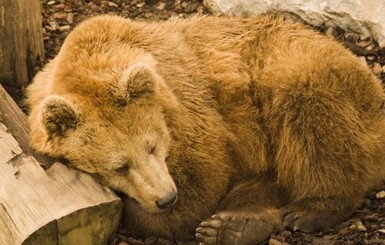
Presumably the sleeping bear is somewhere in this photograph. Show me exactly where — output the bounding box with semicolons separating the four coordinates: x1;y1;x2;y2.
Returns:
26;15;385;244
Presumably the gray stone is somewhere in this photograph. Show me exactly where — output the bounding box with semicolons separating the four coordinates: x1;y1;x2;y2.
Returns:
204;0;385;47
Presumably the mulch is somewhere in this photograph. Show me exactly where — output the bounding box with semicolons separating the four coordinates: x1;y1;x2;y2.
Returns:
11;0;385;244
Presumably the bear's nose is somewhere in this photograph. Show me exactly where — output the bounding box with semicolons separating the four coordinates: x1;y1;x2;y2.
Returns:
155;191;178;209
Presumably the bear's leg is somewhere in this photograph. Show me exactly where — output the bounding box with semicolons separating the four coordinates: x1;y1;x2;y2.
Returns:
280;196;358;232
196;178;283;245
271;84;379;232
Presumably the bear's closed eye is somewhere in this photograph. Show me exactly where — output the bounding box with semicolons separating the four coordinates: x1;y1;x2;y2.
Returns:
114;164;129;174
149;146;156;154
146;144;156;154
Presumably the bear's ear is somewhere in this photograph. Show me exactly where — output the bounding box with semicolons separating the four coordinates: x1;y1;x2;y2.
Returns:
40;95;80;138
119;63;159;100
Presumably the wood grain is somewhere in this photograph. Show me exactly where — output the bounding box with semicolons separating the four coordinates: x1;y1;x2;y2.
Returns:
0;84;53;167
0;121;123;245
0;86;123;245
0;0;44;87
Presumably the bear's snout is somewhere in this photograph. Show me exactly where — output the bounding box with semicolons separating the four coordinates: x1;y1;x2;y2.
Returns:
155;191;178;209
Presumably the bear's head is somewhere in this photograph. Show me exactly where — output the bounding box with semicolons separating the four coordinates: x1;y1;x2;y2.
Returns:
29;60;180;214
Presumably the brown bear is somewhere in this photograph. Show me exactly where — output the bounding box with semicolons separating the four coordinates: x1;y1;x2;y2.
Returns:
26;15;385;245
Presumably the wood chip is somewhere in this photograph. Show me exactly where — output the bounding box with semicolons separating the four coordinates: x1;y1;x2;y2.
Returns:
356;38;373;48
378;229;385;234
375;190;385;199
118;242;129;245
108;2;118;8
349;221;367;231
136;2;145;8
359;57;367;65
269;238;290;245
156;2;166;10
66;13;74;24
58;25;70;31
372;63;383;74
344;33;360;43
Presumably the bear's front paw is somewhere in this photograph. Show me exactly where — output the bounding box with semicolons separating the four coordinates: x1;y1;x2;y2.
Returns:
195;211;277;245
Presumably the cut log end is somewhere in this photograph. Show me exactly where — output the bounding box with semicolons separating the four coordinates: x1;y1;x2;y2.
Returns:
0;84;123;245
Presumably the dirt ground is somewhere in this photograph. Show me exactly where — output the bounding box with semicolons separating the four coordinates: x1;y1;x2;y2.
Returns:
6;0;385;244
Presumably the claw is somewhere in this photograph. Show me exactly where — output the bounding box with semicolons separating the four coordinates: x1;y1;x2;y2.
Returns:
196;227;218;237
200;219;222;229
196;234;217;245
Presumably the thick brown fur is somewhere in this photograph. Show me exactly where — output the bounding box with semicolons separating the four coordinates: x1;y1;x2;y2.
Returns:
26;15;385;244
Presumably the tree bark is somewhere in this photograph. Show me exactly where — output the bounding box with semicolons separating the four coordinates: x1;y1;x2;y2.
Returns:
0;81;51;167
0;0;44;87
0;84;123;245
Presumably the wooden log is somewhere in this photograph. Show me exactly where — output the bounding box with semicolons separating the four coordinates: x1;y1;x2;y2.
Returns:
0;84;123;245
0;83;52;167
0;0;44;87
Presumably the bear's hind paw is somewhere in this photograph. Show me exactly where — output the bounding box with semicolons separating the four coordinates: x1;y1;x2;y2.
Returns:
281;202;354;233
196;211;277;245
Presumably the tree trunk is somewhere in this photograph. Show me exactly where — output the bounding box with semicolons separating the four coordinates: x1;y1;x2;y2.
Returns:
0;0;44;87
0;84;123;245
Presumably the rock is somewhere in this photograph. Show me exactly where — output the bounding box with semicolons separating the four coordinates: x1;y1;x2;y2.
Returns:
203;0;385;48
